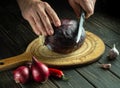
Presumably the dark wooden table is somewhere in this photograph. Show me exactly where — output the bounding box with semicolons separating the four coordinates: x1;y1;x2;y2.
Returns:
0;0;120;88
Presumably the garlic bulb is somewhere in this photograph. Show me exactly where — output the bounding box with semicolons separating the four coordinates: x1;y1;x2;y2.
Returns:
100;63;111;69
108;44;119;59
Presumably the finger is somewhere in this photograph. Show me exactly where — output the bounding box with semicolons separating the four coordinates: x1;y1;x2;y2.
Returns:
37;3;54;35
27;16;41;35
79;0;93;18
93;0;96;6
23;8;41;35
47;13;53;24
90;0;96;10
45;2;61;27
68;0;81;17
31;10;47;36
37;9;53;35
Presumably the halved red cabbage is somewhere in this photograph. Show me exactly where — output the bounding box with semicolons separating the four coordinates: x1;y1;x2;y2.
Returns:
44;19;86;54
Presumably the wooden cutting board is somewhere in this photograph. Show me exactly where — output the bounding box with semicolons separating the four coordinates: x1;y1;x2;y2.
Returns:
0;31;105;71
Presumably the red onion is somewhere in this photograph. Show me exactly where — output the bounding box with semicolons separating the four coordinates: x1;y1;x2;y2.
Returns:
13;66;30;84
31;56;49;83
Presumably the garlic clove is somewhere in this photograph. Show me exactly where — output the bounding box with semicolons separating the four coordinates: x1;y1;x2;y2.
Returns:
108;44;119;59
100;63;111;70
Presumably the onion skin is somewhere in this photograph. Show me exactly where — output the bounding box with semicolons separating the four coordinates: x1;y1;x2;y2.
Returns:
31;56;49;83
44;19;86;54
13;66;30;84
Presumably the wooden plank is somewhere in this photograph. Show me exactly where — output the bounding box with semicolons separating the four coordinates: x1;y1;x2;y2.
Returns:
0;25;20;59
0;6;37;56
43;1;120;87
85;17;120;47
20;80;58;88
0;71;21;88
0;71;58;88
0;3;36;35
50;13;120;88
99;46;120;78
0;1;120;88
0;6;58;88
76;62;120;88
51;69;94;88
74;13;120;88
89;13;120;34
85;13;120;54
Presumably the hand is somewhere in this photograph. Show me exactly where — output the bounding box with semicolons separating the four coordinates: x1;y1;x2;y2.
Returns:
68;0;96;18
17;0;61;36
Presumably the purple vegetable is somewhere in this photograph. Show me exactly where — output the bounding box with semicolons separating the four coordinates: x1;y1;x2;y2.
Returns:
44;19;86;54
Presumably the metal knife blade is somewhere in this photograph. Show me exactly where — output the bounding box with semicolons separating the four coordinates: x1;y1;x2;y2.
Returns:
76;11;85;43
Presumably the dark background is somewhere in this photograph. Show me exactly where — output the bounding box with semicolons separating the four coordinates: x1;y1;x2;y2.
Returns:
0;0;119;17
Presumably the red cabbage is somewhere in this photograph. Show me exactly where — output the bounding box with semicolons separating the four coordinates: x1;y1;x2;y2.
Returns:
44;19;86;54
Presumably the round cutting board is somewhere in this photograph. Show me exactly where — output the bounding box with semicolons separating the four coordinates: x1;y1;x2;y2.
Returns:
26;31;105;67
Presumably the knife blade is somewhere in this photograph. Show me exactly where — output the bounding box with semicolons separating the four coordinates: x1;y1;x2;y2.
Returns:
76;11;85;43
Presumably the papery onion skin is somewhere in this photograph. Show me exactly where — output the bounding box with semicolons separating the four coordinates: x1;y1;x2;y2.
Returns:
31;56;49;83
13;66;30;84
44;19;86;54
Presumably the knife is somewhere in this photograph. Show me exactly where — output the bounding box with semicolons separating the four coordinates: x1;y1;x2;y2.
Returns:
76;11;85;43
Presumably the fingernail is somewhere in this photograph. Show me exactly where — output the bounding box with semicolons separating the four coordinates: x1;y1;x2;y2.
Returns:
36;31;40;35
56;21;61;27
50;30;54;35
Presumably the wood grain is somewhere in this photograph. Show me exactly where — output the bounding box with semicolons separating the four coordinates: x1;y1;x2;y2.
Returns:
0;31;105;71
28;31;105;67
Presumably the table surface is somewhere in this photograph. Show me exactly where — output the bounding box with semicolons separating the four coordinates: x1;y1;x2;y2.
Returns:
0;1;120;88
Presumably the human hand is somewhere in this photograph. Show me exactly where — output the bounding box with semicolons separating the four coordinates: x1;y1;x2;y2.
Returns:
17;0;61;36
68;0;96;18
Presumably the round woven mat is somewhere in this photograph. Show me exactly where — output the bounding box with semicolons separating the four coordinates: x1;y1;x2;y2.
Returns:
26;31;105;67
